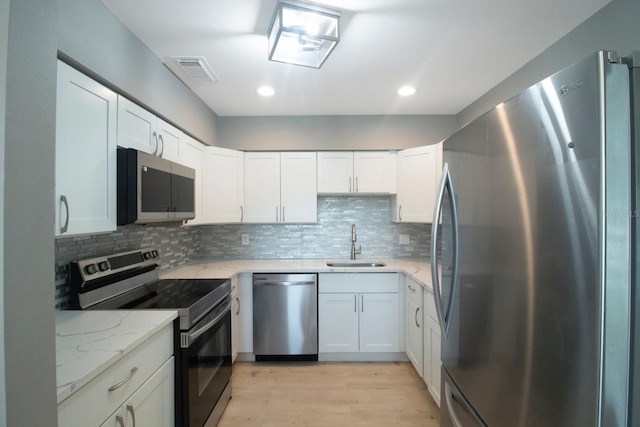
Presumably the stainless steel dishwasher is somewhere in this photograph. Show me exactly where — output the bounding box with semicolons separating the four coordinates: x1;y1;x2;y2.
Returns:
253;273;318;361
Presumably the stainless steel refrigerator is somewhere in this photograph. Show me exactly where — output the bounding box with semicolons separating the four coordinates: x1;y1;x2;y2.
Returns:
430;50;639;427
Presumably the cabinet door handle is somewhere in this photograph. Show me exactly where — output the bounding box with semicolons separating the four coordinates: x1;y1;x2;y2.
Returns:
235;297;240;315
408;285;416;293
240;205;244;222
415;307;421;327
399;205;403;221
356;176;359;192
59;195;69;234
152;131;159;155
158;134;165;157
126;404;136;427
354;294;357;312
349;177;352;192
108;367;138;392
282;206;285;222
116;415;125;427
361;295;364;312
276;206;279;222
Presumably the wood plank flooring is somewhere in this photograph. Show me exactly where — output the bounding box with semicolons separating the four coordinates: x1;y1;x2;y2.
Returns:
218;362;440;426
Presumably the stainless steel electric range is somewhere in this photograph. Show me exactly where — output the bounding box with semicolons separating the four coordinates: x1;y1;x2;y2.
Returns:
68;248;232;427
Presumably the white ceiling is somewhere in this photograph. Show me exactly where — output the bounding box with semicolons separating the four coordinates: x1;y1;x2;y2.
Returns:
100;0;611;117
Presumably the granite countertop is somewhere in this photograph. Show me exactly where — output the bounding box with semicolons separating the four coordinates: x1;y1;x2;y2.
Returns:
55;310;178;404
161;258;434;290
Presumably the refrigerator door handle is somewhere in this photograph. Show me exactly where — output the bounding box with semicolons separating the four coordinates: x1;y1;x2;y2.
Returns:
430;162;460;338
445;382;486;427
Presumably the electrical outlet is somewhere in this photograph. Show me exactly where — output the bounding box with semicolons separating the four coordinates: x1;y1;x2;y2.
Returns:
399;234;410;245
242;234;250;245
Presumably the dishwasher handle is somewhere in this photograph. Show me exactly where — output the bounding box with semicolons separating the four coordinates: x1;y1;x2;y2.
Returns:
253;279;317;286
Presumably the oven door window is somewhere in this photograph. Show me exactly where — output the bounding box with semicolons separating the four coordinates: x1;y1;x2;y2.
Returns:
186;309;232;426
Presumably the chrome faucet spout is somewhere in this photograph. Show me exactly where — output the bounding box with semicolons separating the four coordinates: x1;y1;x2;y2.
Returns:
350;224;362;260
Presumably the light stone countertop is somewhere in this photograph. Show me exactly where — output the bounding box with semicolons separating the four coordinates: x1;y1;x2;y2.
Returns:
55;309;177;404
161;258;434;290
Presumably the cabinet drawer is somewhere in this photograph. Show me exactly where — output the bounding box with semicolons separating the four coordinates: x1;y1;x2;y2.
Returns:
405;277;423;306
58;324;173;427
424;287;438;323
319;273;399;293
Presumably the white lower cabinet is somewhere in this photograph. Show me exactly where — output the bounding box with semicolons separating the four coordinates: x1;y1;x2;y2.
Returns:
58;325;174;427
100;357;174;427
423;287;442;406
405;277;424;377
236;273;253;354
318;273;400;354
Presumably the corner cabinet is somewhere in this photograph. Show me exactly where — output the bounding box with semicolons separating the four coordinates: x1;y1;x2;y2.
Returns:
317;151;395;194
117;95;182;163
55;61;118;237
392;143;443;223
202;146;245;223
318;273;400;354
244;152;317;223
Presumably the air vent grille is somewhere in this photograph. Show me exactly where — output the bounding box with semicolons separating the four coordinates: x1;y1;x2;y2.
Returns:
172;57;219;83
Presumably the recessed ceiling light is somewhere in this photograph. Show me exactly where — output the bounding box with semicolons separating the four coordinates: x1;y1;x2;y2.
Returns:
398;86;416;96
257;86;275;97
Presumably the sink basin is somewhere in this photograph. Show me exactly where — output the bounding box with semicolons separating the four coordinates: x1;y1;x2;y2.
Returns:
326;261;387;267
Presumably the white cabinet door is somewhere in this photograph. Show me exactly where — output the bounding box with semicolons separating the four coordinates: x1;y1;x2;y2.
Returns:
237;273;253;354
55;61;117;237
123;357;174;427
156;119;181;163
425;316;441;407
244;152;281;223
280;152;317;223
117;96;182;162
318;293;360;353
394;143;443;223
231;277;239;362
317;151;353;193
353;151;393;193
180;136;204;225
406;296;423;376
359;293;400;352
117;96;158;154
202;146;244;223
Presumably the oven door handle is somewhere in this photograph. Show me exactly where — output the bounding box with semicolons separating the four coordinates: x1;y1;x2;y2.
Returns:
182;299;231;348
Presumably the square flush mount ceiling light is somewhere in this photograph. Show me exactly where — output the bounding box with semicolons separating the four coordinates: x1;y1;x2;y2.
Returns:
268;1;340;69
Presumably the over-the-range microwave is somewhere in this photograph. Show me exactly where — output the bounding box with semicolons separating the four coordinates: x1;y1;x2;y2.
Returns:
117;147;195;225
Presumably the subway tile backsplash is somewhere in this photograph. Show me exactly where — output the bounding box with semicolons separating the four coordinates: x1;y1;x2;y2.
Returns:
54;196;431;308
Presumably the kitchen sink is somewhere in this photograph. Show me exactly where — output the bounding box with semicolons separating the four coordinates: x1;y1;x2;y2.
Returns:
326;261;387;267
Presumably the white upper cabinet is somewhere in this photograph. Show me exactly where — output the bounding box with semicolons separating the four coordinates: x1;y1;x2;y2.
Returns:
244;152;317;223
117;96;182;163
55;61;118;237
318;151;395;194
179;135;205;225
392;143;443;223
202;146;245;223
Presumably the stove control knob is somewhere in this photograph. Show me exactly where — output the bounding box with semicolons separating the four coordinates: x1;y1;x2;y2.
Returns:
98;261;109;272
84;264;98;275
143;252;152;260
151;250;159;258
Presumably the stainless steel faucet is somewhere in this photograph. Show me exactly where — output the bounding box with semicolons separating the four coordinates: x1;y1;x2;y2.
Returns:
350;224;362;260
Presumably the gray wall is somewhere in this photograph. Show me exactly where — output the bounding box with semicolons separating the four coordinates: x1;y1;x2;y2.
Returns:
57;0;220;145
458;0;640;127
217;115;457;151
3;0;58;425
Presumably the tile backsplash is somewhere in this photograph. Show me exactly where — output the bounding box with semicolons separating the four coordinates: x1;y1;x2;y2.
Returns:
54;197;431;308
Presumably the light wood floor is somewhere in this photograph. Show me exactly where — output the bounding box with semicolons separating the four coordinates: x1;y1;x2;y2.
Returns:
218;361;440;427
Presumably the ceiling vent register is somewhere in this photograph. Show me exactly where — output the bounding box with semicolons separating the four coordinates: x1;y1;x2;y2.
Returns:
172;57;220;83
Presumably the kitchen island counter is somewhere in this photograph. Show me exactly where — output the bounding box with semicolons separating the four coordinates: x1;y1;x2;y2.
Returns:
161;258;432;290
55;309;177;404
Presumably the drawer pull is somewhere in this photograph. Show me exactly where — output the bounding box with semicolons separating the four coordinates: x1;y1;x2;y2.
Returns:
108;367;138;392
